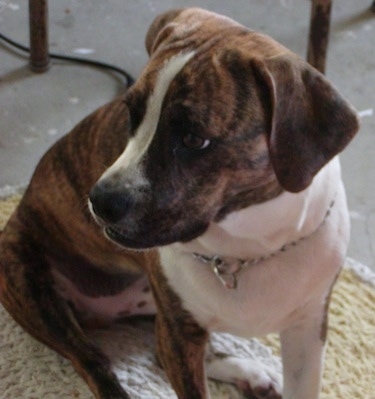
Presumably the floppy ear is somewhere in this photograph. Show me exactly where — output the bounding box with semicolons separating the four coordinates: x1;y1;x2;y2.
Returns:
252;56;359;192
145;9;185;55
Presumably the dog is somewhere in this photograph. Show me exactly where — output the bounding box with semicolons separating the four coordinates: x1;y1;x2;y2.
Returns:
0;7;359;399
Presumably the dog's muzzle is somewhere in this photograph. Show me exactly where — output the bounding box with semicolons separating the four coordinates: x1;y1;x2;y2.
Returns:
88;179;158;249
88;167;210;250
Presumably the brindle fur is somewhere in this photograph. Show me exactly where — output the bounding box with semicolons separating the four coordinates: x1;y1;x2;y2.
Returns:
0;99;155;399
148;264;209;398
0;7;359;399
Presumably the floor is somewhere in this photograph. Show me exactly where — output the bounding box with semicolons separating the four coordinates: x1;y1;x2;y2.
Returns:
0;0;374;271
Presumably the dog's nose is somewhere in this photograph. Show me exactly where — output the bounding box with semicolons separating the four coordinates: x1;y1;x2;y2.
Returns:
89;181;132;224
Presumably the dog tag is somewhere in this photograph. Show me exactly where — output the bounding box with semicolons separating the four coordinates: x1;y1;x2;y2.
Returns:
211;264;238;289
193;253;245;290
210;256;242;290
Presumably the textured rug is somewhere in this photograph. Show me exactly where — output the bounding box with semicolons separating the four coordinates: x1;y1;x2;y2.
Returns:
0;195;374;399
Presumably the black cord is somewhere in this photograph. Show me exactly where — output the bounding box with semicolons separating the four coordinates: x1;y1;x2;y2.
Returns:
0;32;135;87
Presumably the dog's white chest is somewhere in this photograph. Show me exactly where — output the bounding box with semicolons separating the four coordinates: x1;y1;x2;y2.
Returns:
160;158;348;337
160;225;342;337
160;244;320;336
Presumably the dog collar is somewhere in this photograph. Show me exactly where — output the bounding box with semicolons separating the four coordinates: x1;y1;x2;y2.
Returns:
193;199;335;290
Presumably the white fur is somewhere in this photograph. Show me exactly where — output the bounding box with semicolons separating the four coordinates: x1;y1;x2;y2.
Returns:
100;52;195;181
160;156;350;399
206;355;283;396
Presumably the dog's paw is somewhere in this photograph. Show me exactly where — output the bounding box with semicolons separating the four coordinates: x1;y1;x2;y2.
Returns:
206;355;282;399
236;377;281;399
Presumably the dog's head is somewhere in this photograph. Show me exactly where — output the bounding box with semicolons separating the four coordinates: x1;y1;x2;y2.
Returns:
89;8;359;250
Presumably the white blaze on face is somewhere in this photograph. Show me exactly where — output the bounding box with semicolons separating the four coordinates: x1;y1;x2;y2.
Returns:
101;51;195;181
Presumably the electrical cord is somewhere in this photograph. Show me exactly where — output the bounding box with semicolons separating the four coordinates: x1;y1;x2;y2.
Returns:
0;32;135;88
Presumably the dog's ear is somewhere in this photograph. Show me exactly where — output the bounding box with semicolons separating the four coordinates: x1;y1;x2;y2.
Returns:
251;56;359;192
145;9;185;55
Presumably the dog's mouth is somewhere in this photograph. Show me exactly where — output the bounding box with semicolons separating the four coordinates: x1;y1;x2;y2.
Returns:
104;218;209;250
104;226;153;250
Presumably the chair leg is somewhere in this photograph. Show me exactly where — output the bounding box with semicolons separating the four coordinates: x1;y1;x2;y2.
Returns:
29;0;50;72
307;0;332;74
371;0;375;12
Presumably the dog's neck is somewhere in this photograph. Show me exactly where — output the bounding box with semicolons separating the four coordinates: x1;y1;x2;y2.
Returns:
176;157;341;264
192;197;335;289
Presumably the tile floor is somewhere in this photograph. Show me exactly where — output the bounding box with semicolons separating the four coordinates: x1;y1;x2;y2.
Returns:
0;0;374;270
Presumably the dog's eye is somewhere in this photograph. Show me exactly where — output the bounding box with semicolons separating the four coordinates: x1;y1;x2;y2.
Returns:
182;133;211;150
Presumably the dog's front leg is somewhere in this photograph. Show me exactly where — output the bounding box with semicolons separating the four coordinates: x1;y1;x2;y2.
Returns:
150;269;210;399
156;314;209;399
280;299;330;399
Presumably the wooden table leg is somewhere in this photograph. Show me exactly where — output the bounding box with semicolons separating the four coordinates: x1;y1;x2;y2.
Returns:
307;0;332;74
29;0;50;72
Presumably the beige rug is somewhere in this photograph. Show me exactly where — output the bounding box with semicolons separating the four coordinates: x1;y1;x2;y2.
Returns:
0;195;374;399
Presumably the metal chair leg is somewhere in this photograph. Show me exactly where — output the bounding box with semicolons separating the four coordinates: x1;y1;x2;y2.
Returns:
29;0;50;72
307;0;332;74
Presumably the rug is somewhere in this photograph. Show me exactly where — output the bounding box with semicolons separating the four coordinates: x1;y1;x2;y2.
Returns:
0;195;374;399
